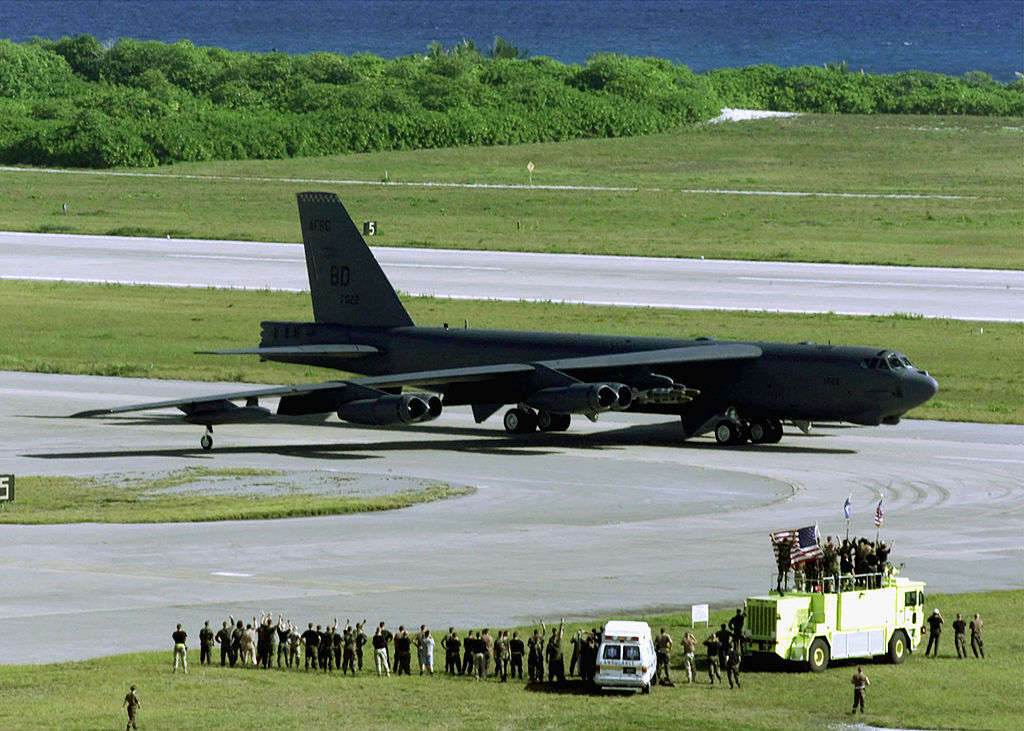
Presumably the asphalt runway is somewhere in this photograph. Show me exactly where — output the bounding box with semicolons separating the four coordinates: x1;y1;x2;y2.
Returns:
2;231;1021;321
2;371;1021;664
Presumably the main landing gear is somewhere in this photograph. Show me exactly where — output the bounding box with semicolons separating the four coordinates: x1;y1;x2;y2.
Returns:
713;417;784;446
200;425;214;451
503;406;571;434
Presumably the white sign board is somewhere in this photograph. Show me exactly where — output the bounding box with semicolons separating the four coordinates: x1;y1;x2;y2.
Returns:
0;474;13;502
691;603;709;626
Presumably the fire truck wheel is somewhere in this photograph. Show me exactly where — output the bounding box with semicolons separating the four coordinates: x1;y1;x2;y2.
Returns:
808;637;830;672
888;630;908;664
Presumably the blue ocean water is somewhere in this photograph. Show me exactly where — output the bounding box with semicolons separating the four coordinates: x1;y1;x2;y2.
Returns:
1;0;1020;82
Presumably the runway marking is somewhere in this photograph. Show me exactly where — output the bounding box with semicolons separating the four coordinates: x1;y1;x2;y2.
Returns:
937;456;1024;465
3;275;1018;322
210;571;253;577
739;276;1023;291
0;165;976;200
170;254;305;264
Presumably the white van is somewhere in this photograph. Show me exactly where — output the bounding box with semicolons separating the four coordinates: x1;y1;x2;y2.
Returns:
594;620;657;693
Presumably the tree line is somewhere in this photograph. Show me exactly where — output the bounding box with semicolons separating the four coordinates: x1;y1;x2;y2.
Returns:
0;35;1020;168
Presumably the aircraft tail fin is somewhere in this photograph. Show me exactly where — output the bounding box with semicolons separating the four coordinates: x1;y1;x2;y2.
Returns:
296;192;413;327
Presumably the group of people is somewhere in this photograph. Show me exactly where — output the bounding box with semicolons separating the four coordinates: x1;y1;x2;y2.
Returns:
923;609;986;659
652;611;745;690
169;613;581;682
777;534;896;595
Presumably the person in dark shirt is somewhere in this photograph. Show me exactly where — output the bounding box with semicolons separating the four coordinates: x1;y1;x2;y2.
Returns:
372;626;391;677
394;626;412;675
122;685;141;731
199;621;214;666
442;627;461;675
509;631;525;680
172;624;188;673
276;618;291;668
924;609;944;657
215;621;232;667
355;621;368;670
301;623;320;670
953;613;967;658
728;608;745;654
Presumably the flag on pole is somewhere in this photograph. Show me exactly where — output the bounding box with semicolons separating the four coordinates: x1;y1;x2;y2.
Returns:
770;525;824;567
874;499;884;527
843;496;851;521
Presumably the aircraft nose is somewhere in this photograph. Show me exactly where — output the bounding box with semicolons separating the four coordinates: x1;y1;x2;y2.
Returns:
903;372;938;409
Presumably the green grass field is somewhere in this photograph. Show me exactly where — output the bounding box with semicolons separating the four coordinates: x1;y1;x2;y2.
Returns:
2;114;1021;268
2;280;1020;424
0;468;470;524
1;590;1019;730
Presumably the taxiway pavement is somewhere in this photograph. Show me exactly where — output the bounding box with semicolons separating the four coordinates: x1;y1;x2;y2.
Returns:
2;231;1021;321
1;371;1021;664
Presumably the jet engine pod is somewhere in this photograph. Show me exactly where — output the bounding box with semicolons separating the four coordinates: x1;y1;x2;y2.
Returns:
336;393;441;425
525;382;631;414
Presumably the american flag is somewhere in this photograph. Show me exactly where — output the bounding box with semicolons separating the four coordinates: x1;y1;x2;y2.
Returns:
874;499;884;527
770;525;824;567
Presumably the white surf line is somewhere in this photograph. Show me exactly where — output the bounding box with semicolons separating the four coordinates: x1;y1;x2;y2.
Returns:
0;165;975;200
210;571;254;577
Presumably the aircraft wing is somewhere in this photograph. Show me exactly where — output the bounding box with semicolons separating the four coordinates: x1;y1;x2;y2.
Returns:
357;342;763;390
71;343;759;420
71;381;352;417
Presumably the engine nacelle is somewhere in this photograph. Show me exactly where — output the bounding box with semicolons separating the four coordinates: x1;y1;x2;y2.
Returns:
336;393;442;426
525;382;632;414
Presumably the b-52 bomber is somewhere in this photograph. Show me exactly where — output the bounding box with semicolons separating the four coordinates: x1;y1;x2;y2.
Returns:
74;192;938;449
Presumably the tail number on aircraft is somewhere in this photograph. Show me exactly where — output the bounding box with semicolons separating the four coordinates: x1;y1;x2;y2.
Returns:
330;265;350;287
309;219;331;232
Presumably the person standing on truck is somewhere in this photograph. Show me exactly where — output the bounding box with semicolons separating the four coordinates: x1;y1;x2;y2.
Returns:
924;609;944;657
851;667;870;713
969;613;985;658
953;613;967;658
776;540;791;595
703;632;722;684
729;608;745;654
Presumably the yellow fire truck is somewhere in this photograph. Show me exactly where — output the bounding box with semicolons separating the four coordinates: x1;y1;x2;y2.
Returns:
744;570;926;671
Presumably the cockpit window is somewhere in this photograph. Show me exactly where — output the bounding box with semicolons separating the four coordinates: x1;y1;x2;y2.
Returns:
900;356;914;368
887;354;904;369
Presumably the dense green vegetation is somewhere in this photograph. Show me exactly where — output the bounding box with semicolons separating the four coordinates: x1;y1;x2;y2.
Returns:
1;280;1020;424
1;590;1020;729
0;469;470;524
0;36;1019;168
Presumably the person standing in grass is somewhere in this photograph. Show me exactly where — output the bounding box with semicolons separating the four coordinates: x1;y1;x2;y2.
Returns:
215;621;232;667
418;629;435;675
851;667;870;714
543;618;566;683
122;684;141;730
924;609;943;657
527;628;545;682
953;613;967;658
509;631;525;680
970;613;985;658
656;627;674;686
703;632;722;684
199;620;214;666
372;626;391;677
172;623;188;673
681;630;697;684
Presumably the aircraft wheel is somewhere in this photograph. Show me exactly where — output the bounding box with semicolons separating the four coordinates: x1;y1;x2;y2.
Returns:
538;412;571;432
748;419;768;443
888;630;908;664
714;419;744;446
808;637;830;672
765;419;784;443
503;407;537;434
200;433;213;451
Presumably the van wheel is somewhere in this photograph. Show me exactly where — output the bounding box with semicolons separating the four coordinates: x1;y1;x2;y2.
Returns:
641;683;650;694
888;630;908;664
808;638;830;672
